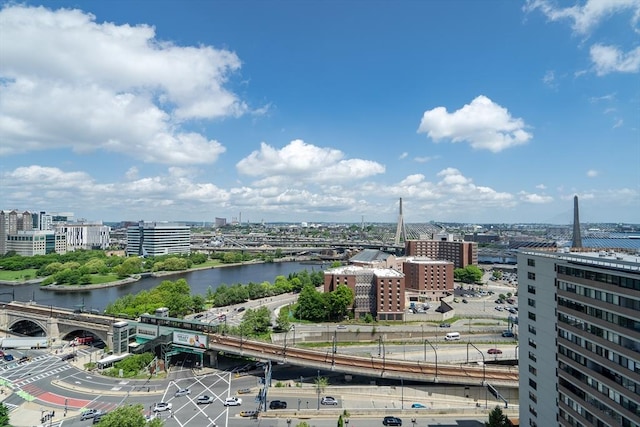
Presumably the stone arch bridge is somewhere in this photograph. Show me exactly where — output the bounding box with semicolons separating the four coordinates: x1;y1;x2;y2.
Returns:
0;301;119;349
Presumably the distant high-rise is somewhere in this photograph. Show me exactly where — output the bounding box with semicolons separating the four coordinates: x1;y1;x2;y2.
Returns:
572;195;583;248
394;198;407;246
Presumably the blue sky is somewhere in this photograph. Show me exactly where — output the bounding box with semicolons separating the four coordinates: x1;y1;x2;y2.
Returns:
1;1;638;224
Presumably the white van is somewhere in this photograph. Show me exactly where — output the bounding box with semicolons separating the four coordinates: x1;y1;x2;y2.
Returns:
444;332;461;341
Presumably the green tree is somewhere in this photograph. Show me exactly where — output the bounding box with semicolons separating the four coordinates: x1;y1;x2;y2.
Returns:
275;306;292;331
0;402;9;426
239;306;271;336
485;405;509;427
454;265;483;283
296;423;311;427
94;404;163;426
492;270;503;280
327;284;354;321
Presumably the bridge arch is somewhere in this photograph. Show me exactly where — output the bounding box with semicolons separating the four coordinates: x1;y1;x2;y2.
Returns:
58;326;108;346
7;318;48;336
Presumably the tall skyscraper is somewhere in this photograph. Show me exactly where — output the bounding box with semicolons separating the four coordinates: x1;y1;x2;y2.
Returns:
572;195;583;248
517;249;639;427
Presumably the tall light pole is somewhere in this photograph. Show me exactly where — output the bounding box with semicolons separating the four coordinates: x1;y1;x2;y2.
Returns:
316;370;321;410
291;324;296;346
423;339;438;381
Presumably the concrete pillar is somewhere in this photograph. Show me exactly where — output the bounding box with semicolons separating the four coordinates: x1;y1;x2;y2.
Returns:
46;317;60;347
207;350;218;368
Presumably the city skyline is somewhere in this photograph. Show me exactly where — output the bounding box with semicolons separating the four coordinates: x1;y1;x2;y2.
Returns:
1;1;638;224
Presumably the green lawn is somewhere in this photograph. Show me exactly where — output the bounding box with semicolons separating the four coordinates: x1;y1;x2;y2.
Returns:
0;268;38;281
90;274;122;284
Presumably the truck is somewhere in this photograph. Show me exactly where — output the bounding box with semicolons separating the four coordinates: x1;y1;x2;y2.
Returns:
72;336;93;345
0;337;48;349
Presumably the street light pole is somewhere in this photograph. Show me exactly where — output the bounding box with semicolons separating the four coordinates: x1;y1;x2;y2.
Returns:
316;370;321;410
424;339;438;380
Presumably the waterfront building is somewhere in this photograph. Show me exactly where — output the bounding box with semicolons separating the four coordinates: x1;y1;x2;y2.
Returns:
517;249;640;427
55;221;110;251
126;221;190;257
405;236;477;268
5;230;67;256
324;265;405;321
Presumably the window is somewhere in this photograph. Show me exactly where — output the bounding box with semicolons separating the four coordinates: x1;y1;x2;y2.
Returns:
528;298;536;307
528;284;536;294
527;258;536;267
528;272;536;280
528;311;536;321
529;378;537;390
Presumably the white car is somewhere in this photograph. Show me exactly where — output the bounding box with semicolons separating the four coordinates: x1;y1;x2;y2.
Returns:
224;397;242;406
321;396;338;405
175;388;191;397
197;395;213;404
153;402;173;412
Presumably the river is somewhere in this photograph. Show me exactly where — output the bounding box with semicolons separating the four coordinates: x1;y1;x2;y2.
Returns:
0;262;322;312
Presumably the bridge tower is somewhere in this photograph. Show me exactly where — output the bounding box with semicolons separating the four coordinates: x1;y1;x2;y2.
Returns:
572;195;583;248
394;198;407;246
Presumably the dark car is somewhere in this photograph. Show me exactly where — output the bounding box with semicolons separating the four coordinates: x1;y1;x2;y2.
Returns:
92;413;107;424
383;416;403;426
3;354;14;361
60;353;75;361
269;400;287;409
439;323;451;328
487;348;503;355
502;330;515;338
236;307;246;312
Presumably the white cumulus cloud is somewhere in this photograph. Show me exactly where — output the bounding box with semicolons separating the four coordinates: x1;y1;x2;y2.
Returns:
417;95;533;152
525;0;640;35
236;139;385;184
0;5;243;163
590;44;640;75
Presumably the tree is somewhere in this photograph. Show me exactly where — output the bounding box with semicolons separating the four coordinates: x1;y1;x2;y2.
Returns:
275;306;291;331
0;403;9;426
94;404;163;426
296;423;311;427
485;405;509;427
454;265;483;283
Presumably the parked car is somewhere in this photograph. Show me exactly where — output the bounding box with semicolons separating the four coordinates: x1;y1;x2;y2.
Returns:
153;402;172;412
80;409;101;420
462;299;468;304
269;400;287;409
501;330;515;338
236;307;246;312
411;403;426;408
488;348;503;355
236;388;252;394
197;395;213;404
3;354;14;361
321;396;338;405
224;397;242;406
174;388;191;397
383;416;403;426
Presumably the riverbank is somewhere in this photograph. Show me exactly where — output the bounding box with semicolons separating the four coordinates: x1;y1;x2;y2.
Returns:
13;258;288;292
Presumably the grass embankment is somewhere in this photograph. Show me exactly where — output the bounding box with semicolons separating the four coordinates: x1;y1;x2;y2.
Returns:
0;268;38;281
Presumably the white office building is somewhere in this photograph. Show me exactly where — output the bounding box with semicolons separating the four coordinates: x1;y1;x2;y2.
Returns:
55;222;110;251
126;222;190;257
517;249;640;427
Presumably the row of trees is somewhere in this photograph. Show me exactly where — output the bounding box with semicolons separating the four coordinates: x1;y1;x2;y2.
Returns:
294;284;355;322
204;270;324;307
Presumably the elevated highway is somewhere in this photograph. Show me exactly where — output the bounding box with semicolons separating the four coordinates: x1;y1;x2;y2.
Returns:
208;334;518;388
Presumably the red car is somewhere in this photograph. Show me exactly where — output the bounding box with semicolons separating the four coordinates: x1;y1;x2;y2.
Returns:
487;348;502;355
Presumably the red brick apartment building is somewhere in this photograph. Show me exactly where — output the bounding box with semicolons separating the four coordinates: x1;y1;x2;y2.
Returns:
401;258;454;301
324;265;405;321
405;236;477;269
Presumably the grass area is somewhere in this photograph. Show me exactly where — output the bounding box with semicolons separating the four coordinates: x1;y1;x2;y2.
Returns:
90;274;122;284
0;268;38;281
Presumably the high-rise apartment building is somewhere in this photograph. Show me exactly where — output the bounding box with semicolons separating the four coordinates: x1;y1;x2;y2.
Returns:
518;249;639;427
126;222;190;257
405;236;477;268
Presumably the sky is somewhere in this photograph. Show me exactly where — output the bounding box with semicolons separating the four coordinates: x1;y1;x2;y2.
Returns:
1;0;638;225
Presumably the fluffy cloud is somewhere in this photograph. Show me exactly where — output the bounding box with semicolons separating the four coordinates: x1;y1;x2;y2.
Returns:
587;169;599;177
519;192;553;204
0;5;242;163
590;44;640;75
236;139;385;184
525;0;640;35
417;96;533;152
